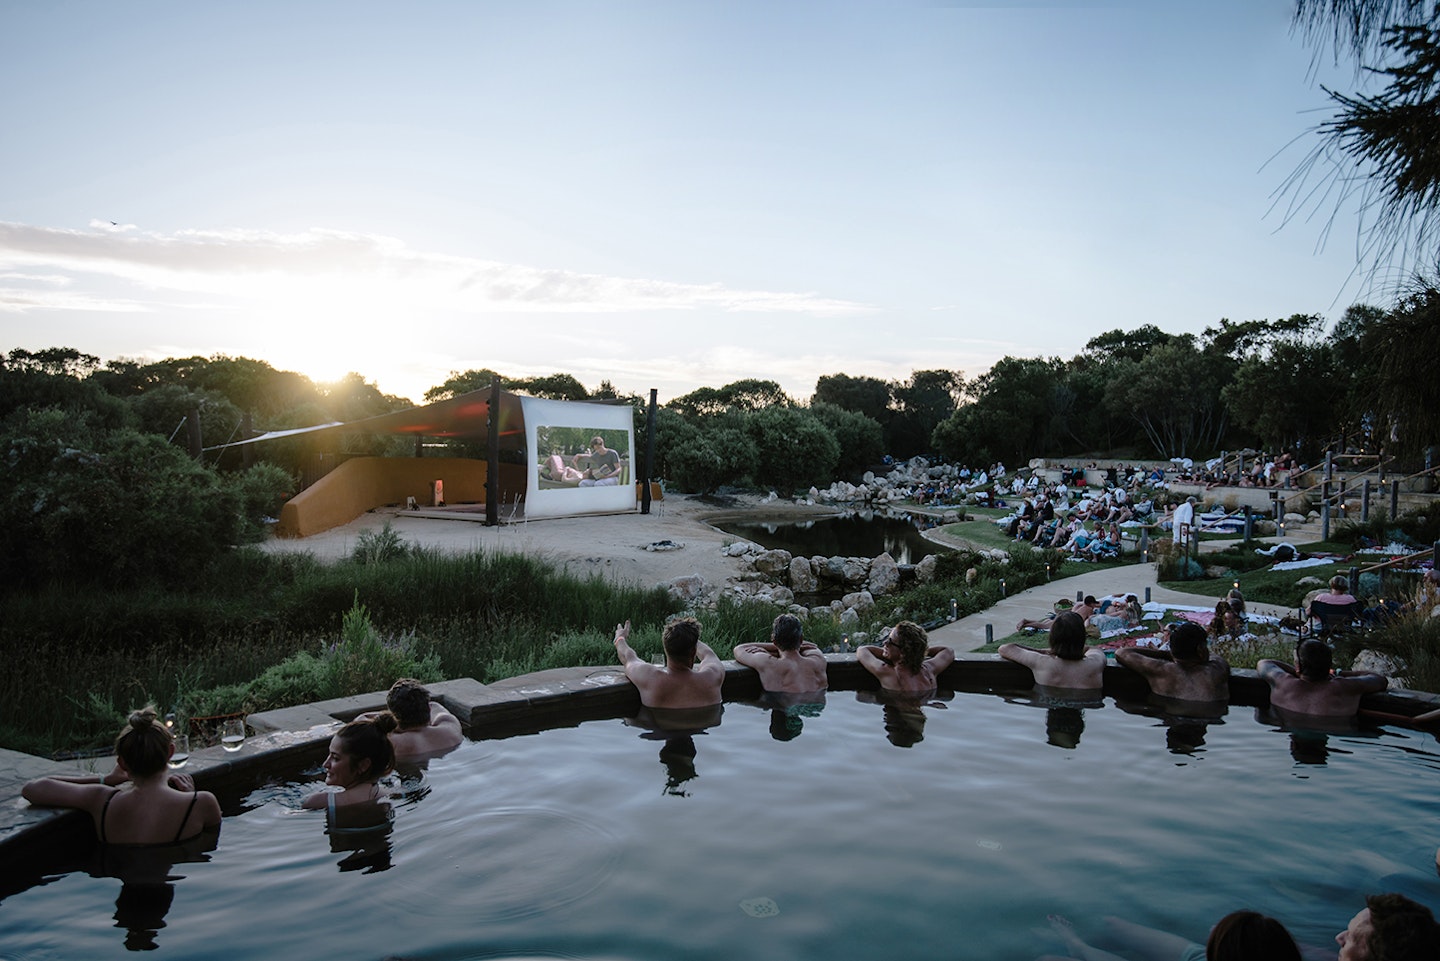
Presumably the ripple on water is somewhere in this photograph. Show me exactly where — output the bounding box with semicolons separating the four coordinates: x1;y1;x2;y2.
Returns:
387;806;621;922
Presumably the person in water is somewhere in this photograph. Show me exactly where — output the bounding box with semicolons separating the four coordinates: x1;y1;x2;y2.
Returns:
613;616;725;709
857;620;954;693
732;613;828;693
22;706;221;845
1115;621;1230;703
303;715;398;811
359;678;463;758
998;611;1105;690
1258;639;1388;717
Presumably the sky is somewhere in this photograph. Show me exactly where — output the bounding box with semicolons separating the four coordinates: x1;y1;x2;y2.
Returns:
0;1;1380;406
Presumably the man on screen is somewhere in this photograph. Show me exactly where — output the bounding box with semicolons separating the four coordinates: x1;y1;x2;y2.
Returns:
579;435;622;487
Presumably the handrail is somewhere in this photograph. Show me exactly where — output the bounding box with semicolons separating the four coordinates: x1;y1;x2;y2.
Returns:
1357;546;1436;576
1283;461;1436;505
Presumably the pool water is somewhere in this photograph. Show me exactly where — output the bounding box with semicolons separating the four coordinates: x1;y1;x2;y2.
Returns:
3;692;1438;960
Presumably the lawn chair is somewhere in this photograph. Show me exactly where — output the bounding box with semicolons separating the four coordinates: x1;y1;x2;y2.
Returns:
1304;599;1364;640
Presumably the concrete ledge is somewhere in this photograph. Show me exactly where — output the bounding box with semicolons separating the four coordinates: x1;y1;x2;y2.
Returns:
5;658;1439;858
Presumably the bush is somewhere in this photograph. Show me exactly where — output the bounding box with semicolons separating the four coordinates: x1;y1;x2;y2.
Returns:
351;521;412;565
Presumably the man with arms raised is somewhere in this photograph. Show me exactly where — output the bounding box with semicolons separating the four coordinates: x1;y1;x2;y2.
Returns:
1258;639;1387;717
1115;621;1230;703
732;614;828;694
857;620;955;694
613;617;725;709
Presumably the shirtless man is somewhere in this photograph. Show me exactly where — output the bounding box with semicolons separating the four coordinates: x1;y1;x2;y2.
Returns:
613;617;724;709
1115;621;1230;702
1258;639;1388;717
998;611;1105;690
732;613;828;693
364;678;463;758
1336;893;1440;961
856;621;954;694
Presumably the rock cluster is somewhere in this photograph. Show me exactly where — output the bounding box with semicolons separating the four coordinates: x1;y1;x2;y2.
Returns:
802;456;973;506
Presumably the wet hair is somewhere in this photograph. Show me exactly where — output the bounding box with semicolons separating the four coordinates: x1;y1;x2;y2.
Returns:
1048;611;1088;660
1366;892;1440;961
890;620;929;674
386;678;433;729
771;614;804;651
1296;639;1334;681
1225;588;1246;616
1169;621;1209;664
1330;574;1350;593
1204;910;1300;961
663;617;702;662
114;705;174;779
335;714;398;783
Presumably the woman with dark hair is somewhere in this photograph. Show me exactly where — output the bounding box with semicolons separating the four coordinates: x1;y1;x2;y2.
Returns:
999;611;1105;689
22;706;221;845
1043;909;1300;961
303;714;399;812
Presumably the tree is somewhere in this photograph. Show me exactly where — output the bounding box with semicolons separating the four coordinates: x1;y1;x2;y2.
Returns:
1286;1;1440;281
1084;326;1176;362
510;373;589;401
670;379;790;418
425;368;505;402
1360;285;1440;453
744;406;840;494
931;357;1064;465
810;402;885;478
1104;339;1230;457
811;373;893;424
888;369;963;457
666;425;759;495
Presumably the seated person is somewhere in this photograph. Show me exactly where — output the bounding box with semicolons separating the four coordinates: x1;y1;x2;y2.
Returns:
857;621;954;694
733;613;828;694
1208;599;1244;642
998;611;1105;690
22;705;221;845
360;678;463;758
540;452;585;483
1258;639;1388;717
1087;597;1139;634
303;714;398;811
578;435;622;487
1224;587;1246;618
1312;574;1359;609
1115;621;1230;702
613;617;724;709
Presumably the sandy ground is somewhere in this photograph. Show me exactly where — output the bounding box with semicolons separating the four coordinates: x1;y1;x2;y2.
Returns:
257;493;847;594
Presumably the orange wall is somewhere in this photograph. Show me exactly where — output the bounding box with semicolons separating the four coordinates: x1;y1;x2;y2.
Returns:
277;457;512;537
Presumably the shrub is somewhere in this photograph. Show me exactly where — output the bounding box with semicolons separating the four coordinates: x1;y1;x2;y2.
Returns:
351;521;412;565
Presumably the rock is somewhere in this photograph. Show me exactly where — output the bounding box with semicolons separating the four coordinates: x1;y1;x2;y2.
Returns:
851;631;869;647
915;554;938;584
965;567;978;585
941;511;959;524
1295;576;1325;587
1351;649;1406;687
644;539;684;552
665;574;708;602
839;607;861;630
723;540;761;557
787;604;810;619
821;556;849;583
868;552;900;595
842;557;871;586
810;606;835;621
1284;512;1307;525
752;549;794;577
789;556;818;593
840;589;875;614
863;471;875;484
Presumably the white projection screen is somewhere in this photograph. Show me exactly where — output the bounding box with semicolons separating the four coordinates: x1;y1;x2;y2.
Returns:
522;396;637;519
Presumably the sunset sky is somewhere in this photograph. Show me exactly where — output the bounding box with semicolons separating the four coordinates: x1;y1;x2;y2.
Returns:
0;1;1376;405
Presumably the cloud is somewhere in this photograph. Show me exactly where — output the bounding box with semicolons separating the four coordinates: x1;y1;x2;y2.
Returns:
0;221;873;316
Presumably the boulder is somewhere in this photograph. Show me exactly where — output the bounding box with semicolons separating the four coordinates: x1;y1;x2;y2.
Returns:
839;607;861;630
1351;649;1406;687
809;606;835;621
915;554;938;584
665;574;708;603
787;604;810;619
842;557;871;586
821;556;849;583
723;540;762;557
752;549;794;577
868;553;900;595
789;556;818;593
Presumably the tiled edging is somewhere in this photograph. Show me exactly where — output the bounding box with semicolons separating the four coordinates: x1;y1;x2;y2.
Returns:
4;658;1438;858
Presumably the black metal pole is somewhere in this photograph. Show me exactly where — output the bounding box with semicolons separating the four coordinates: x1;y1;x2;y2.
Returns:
641;389;657;515
486;382;500;527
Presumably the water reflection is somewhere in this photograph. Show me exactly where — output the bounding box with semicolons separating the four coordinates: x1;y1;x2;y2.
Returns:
627;704;724;797
856;689;953;748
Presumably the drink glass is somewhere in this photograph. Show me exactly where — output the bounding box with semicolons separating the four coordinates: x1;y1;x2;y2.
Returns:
168;734;191;769
221;717;247;753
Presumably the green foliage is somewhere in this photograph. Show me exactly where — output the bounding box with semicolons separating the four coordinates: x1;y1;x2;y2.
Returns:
811;373;892;424
666;425;759;495
810;402;885;477
1336;607;1440;695
351;521;414;565
743;406;840;494
225;462;296;542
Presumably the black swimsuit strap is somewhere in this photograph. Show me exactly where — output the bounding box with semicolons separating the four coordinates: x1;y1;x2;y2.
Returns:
99;789;116;844
175;790;200;843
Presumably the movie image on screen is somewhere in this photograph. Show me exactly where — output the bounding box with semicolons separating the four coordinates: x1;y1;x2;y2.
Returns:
536;426;630;491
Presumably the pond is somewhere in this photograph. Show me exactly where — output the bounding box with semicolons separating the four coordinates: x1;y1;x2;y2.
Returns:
712;509;947;565
4;690;1436;959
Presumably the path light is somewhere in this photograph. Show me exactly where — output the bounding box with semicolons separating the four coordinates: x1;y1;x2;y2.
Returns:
1045;564;1051;581
1001;578;1006;597
950;598;958;620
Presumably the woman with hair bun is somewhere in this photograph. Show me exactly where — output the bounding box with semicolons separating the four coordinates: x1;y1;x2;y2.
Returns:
21;706;221;845
303;714;399;812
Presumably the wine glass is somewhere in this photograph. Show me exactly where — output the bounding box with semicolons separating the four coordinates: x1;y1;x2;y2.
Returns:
221;717;247;753
168;734;191;769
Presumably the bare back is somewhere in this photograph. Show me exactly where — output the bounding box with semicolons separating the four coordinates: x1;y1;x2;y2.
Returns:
1264;672;1385;716
734;643;828;694
1116;649;1230;701
625;659;724;709
999;644;1106;690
